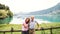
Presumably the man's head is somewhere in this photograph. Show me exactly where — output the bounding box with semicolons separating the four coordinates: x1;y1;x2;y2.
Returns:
31;16;34;21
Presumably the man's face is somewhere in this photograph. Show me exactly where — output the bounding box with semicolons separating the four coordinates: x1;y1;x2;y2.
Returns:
31;16;34;21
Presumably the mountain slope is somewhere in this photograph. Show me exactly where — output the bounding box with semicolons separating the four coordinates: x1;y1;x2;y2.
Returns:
27;3;60;15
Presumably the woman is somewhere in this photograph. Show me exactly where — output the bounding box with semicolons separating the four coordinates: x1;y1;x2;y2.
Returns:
22;18;30;34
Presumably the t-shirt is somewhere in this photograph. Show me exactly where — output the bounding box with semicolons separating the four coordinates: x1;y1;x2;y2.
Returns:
22;22;28;31
29;20;37;29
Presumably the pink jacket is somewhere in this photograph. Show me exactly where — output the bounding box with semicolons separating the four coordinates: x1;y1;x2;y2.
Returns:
22;22;28;31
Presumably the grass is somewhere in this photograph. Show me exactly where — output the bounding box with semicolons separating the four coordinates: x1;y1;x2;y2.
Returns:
0;23;60;34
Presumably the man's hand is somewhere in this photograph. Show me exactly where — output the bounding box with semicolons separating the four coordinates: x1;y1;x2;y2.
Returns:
38;27;41;30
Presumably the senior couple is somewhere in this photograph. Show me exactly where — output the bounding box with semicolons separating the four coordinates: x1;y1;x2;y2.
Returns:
22;16;39;34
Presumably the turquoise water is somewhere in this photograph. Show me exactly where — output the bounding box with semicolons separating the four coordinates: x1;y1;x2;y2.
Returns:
19;15;60;22
34;15;60;22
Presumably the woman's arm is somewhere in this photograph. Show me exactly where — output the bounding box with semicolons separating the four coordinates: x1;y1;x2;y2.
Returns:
23;23;28;28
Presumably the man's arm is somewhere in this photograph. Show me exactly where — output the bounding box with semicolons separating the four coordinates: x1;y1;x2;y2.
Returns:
35;21;39;28
36;22;39;28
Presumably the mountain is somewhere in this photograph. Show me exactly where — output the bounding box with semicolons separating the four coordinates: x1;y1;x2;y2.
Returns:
14;3;60;15
14;3;60;22
27;3;60;15
26;3;60;22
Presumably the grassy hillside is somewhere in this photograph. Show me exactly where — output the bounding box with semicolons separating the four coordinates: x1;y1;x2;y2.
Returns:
0;23;60;34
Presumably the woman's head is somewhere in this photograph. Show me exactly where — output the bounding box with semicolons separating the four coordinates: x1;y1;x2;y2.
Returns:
25;18;30;24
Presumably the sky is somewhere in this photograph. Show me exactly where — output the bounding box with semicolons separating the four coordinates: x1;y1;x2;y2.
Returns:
0;0;60;14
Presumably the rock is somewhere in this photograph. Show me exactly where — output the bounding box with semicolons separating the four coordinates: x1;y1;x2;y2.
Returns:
0;4;13;24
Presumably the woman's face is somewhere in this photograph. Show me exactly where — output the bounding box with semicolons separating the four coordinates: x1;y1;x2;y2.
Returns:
25;18;30;24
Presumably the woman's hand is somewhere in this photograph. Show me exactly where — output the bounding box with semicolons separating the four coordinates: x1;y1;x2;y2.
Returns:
23;23;28;28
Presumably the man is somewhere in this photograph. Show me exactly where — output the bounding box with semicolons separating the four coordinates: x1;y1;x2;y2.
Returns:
29;16;39;34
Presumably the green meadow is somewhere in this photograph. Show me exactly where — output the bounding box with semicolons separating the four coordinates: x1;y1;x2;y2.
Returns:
0;23;60;34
